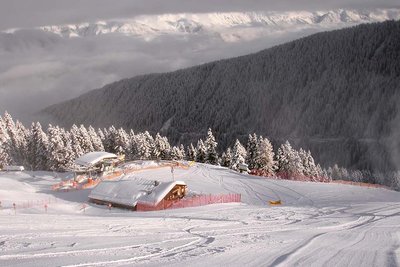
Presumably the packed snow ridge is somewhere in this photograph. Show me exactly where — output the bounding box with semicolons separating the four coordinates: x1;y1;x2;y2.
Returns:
32;9;400;39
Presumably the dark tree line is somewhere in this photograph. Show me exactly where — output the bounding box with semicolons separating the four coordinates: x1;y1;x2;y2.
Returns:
2;112;399;189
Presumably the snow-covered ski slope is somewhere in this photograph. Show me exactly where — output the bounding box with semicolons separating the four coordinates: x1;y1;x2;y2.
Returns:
1;162;400;266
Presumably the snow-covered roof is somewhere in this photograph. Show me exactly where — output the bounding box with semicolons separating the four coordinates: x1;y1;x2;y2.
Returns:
75;152;118;167
88;178;186;207
139;181;186;206
89;178;154;207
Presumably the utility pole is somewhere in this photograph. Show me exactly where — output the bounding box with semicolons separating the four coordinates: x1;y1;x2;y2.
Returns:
171;165;174;181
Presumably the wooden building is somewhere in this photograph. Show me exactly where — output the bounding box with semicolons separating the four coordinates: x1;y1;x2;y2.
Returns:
70;152;122;181
88;178;187;210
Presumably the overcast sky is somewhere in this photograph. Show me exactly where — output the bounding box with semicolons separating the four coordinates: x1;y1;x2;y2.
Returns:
1;0;399;31
0;0;399;123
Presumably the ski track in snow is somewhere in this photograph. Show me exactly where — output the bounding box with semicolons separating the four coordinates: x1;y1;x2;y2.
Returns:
1;163;400;266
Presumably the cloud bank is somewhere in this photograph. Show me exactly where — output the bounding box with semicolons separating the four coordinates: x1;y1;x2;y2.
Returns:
1;26;309;122
1;0;399;31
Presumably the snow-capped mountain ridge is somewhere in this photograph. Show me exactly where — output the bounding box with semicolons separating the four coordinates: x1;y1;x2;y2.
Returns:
36;9;400;38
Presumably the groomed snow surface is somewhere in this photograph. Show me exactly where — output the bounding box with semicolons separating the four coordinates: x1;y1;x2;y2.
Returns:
1;162;400;267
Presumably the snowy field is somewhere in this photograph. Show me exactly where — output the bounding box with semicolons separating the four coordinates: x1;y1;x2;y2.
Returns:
1;163;400;266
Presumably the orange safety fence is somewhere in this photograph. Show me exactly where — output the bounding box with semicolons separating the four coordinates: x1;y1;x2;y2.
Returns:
122;163;173;174
81;179;101;189
331;180;389;189
52;171;123;191
250;170;331;183
103;171;123;180
51;180;74;191
0;197;58;210
136;193;241;212
249;170;390;189
52;161;194;191
122;160;192;173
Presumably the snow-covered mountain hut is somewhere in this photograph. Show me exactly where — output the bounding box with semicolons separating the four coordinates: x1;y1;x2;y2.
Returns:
88;178;187;210
72;152;121;180
139;180;187;205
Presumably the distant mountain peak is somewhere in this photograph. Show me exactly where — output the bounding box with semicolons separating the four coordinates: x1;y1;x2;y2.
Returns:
29;9;400;39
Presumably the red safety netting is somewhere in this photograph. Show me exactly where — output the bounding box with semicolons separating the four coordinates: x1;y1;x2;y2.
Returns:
331;180;389;189
136;193;241;212
249;170;331;183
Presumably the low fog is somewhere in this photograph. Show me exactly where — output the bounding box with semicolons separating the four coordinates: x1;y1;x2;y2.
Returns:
0;26;320;123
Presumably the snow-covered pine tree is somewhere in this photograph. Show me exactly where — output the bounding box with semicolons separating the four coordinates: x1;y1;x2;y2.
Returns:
179;144;186;160
315;164;329;182
154;133;171;160
186;143;197;161
170;146;184;160
276;141;304;178
246;133;259;169
299;148;319;180
27;122;49;170
2;112;15;144
0;116;11;167
170;146;178;160
327;166;333;180
329;164;342;180
136;131;154;160
196;139;207;163
114;128;130;156
388;171;400;190
60;128;76;170
69;125;84;158
103;126;118;153
47;125;62;171
88;126;104;151
153;133;162;160
339;167;350;181
350;170;363;182
78;125;94;153
3;112;28;165
47;125;74;171
255;137;276;175
16;121;29;166
205;128;218;165
97;128;106;144
328;164;349;181
220;147;233;167
128;130;138;160
220;152;226;166
144;131;155;160
231;139;247;171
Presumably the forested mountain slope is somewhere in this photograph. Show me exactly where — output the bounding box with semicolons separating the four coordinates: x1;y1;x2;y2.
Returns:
42;20;400;171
